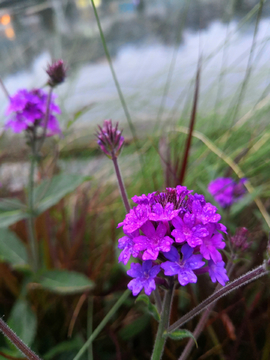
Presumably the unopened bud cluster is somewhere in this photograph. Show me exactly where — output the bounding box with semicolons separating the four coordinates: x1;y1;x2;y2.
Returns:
46;60;67;87
231;227;249;251
97;120;124;158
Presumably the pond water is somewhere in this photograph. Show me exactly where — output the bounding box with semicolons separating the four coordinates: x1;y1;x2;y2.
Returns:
0;0;269;131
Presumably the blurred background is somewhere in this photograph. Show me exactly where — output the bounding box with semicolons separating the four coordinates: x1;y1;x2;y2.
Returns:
0;1;270;359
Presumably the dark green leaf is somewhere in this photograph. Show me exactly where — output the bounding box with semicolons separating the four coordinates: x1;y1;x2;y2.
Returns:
119;314;151;341
0;228;28;267
39;270;95;294
163;329;197;346
34;174;89;214
7;299;37;350
136;294;160;321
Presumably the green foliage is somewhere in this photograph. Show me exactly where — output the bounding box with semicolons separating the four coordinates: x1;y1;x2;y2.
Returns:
34;174;90;214
43;336;84;360
163;329;197;346
7;299;37;351
0;198;28;228
118;314;151;341
136;294;160;321
0;228;28;268
38;270;94;294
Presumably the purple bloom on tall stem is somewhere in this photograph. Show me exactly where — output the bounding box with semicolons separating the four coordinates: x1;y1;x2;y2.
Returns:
161;245;205;286
208;177;247;208
133;221;174;260
97;120;124;158
5;89;61;135
127;260;161;296
171;213;209;247
208;260;229;286
46;59;67;87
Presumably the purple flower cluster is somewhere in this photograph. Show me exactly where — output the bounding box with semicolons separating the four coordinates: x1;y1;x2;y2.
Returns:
208;177;247;208
117;186;229;296
97;120;124;158
5;88;61;135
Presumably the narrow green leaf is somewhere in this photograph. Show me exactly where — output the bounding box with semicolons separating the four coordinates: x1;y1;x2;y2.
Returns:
0;228;28;268
39;270;95;294
163;329;197;347
34;174;89;214
7;299;37;351
67;103;94;129
136;294;160;321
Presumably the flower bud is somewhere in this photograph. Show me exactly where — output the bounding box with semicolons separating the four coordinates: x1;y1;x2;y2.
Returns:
97;120;124;158
231;227;249;251
46;59;67;87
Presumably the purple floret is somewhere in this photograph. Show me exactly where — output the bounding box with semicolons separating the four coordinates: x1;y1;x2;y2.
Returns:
149;202;180;221
208;177;247;208
117;204;149;233
208;260;229;286
133;221;174;260
131;192;156;205
127;260;161;296
161;244;205;286
118;230;140;265
200;232;226;263
171;213;209;247
193;202;221;225
5;89;61;135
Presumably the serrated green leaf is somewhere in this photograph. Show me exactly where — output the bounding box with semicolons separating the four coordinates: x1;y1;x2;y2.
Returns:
0;199;28;228
34;174;88;214
136;294;160;321
7;299;37;351
39;270;95;294
163;329;197;347
0;228;28;268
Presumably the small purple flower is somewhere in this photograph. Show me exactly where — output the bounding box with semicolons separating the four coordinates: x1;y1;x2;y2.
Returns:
131;192;156;205
117;204;149;233
171;213;209;247
97;120;124;158
208;177;247;208
149;202;180;222
127;260;161;296
133;221;174;260
161;245;205;286
208;260;229;286
200;232;226;263
118;230;140;265
193;202;221;225
5;89;61;135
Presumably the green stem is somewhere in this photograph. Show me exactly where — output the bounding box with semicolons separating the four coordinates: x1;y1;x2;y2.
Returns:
151;283;174;360
112;156;130;213
73;290;130;360
27;140;39;273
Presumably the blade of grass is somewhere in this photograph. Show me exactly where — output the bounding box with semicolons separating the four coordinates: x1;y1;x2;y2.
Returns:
73;289;130;360
178;59;201;185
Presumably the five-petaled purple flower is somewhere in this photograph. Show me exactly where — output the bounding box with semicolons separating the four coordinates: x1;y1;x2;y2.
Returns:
127;260;161;296
161;245;205;286
208;260;229;286
5;88;61;135
208;177;247;208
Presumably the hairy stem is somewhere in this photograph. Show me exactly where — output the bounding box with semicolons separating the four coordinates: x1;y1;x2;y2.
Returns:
178;262;235;360
112;156;130;213
167;263;269;333
151;283;175;360
0;318;42;360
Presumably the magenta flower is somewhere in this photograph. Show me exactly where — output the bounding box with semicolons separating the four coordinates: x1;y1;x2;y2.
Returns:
208;260;229;286
148;202;181;222
5;89;61;135
193;202;221;225
171;213;209;247
208;177;247;208
118;230;140;265
161;245;205;286
117;204;149;233
133;221;174;260
127;260;161;296
200;232;226;263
